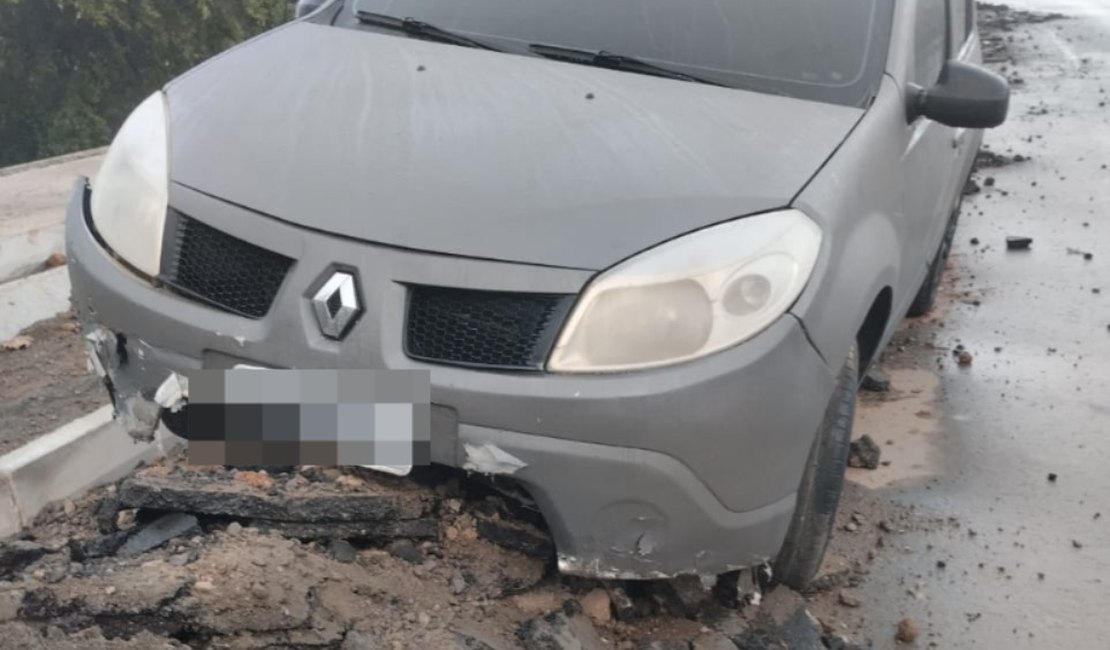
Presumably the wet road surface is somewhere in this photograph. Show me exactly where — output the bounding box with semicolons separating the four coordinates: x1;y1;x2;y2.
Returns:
850;3;1110;647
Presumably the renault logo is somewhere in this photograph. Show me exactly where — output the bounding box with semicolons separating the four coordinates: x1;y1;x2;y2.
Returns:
312;271;361;339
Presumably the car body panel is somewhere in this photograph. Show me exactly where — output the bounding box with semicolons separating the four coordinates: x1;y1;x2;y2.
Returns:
793;0;985;370
791;75;908;370
72;180;835;515
165;22;863;270
67;179;831;576
68;0;1001;579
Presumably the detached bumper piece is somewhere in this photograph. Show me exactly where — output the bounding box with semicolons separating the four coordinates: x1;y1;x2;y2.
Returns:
83;324;189;444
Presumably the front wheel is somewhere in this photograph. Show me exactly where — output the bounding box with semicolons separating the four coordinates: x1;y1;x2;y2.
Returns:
772;344;858;590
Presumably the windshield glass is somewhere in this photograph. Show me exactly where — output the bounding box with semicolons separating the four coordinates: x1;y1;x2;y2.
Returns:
343;0;893;107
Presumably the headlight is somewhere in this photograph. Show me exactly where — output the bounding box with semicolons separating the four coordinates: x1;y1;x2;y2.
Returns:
90;92;169;277
548;210;822;372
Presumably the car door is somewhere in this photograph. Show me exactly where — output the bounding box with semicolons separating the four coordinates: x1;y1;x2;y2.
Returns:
948;0;985;194
899;0;957;306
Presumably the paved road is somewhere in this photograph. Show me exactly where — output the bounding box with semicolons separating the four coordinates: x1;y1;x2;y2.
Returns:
851;4;1110;647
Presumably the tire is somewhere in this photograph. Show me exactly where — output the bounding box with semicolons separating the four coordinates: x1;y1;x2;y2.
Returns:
907;206;960;317
772;343;858;591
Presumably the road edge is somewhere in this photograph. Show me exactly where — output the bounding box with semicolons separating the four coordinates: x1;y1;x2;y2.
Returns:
0;406;182;537
0;147;107;179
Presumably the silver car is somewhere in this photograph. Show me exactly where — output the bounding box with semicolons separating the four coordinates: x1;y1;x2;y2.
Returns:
67;0;1007;587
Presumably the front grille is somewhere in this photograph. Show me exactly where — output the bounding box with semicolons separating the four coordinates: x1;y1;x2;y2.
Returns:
162;212;293;318
405;286;574;370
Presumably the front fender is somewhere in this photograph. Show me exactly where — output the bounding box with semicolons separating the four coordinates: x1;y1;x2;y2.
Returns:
789;210;900;369
789;75;910;367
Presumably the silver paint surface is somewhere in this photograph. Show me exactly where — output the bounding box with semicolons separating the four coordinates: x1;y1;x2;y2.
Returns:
166;23;863;270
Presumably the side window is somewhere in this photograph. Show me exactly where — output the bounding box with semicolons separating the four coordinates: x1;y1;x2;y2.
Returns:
914;0;948;86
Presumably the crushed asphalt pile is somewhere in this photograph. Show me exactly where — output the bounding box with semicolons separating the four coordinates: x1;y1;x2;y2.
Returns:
0;453;926;649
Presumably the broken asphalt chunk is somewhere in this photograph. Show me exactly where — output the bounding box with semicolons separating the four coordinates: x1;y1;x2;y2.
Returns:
607;583;638;621
387;539;425;564
117;512;198;557
119;474;427;522
652;575;711;619
0;541;48;579
733;606;824;650
93;495;122;534
1006;236;1033;250
475;519;555;559
257;519;438;541
327;539;357;563
848;435;881;470
517;609;609;650
68;531;130;562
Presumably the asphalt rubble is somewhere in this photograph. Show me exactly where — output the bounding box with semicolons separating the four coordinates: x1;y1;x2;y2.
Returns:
0;450;928;650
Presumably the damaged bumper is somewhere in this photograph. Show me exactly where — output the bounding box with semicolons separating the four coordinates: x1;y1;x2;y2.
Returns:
67;178;837;579
83;324;189;443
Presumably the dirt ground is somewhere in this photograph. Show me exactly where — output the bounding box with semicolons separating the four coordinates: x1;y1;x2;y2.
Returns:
0;311;104;454
0;3;1098;649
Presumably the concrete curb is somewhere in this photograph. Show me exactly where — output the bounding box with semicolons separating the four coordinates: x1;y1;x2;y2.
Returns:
0;221;63;285
0;266;72;341
0;406;182;538
0;147;107;179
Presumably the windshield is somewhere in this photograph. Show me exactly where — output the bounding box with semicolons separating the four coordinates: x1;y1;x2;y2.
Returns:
341;0;893;107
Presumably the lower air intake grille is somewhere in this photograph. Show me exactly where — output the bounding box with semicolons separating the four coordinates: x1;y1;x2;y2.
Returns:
405;286;574;369
162;213;293;319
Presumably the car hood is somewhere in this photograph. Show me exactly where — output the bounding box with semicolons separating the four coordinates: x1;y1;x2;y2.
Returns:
166;23;863;271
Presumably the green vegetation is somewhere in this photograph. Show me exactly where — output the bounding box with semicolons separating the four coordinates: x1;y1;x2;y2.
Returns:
0;0;293;167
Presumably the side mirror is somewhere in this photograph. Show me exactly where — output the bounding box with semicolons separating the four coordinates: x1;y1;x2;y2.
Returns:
907;60;1010;128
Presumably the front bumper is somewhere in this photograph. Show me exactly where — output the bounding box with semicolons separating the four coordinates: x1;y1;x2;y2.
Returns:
68;179;838;578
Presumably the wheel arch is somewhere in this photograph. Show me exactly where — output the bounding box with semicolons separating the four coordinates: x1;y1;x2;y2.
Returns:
856;286;893;374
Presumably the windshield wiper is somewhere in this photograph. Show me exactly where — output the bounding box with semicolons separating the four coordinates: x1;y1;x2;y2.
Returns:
528;44;723;87
355;11;500;51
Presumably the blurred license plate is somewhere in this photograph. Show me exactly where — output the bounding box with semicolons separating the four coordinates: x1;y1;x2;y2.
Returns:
182;368;431;474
